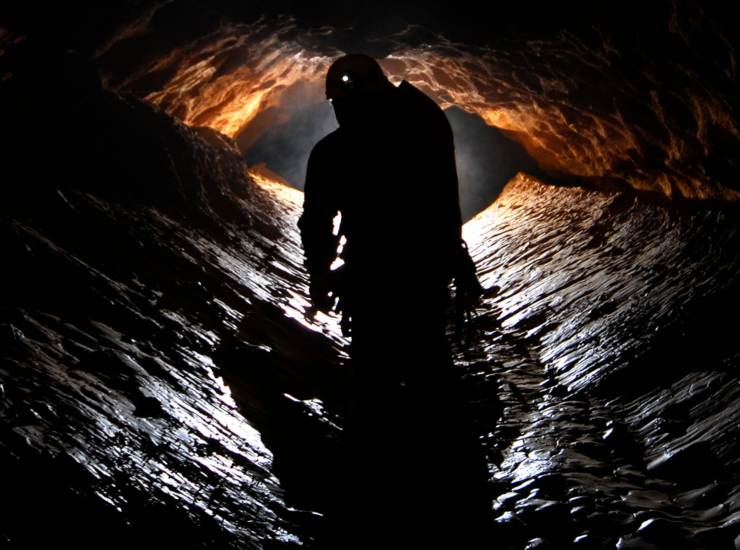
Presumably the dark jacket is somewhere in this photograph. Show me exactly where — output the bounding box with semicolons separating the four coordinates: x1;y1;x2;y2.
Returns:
298;80;465;307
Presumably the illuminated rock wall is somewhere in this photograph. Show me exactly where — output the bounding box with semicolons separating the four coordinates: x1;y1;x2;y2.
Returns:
91;2;740;200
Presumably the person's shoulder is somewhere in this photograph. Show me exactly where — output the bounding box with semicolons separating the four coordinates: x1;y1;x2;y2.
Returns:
397;80;450;132
311;128;344;156
398;80;443;113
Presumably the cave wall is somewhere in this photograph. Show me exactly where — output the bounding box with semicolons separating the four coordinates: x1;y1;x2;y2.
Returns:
2;3;740;548
0;38;349;546
60;0;740;201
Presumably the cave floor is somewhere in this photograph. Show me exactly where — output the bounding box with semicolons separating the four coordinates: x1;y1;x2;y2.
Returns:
272;176;740;550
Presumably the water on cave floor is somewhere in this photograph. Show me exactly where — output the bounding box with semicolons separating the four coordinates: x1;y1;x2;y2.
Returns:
3;157;739;549
266;173;740;549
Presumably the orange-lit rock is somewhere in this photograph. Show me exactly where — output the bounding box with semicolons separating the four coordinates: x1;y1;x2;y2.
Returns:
96;13;740;201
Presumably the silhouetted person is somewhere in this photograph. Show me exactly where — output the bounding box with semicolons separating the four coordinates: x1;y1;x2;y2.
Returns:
298;53;492;549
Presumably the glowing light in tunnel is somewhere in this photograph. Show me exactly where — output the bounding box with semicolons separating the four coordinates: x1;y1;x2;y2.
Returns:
248;165;304;207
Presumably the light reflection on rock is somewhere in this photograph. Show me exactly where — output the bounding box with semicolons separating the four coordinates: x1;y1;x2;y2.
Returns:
456;173;740;548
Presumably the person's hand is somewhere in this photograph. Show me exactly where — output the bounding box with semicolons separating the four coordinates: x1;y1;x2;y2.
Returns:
453;240;483;307
454;275;483;309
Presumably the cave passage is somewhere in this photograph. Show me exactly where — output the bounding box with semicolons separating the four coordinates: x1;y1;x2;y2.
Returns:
2;3;740;550
244;97;547;220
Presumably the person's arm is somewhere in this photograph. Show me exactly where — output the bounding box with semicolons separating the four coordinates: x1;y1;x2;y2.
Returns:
437;111;483;311
297;139;340;312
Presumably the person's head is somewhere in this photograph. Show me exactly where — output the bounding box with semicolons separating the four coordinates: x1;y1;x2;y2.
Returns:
325;53;394;127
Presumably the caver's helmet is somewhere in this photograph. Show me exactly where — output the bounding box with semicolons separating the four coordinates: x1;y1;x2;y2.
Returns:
325;53;392;102
325;54;395;128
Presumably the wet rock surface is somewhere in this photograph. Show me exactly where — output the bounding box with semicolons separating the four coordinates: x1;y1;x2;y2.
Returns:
4;129;739;548
1;58;347;548
2;8;740;548
453;177;740;549
250;174;740;549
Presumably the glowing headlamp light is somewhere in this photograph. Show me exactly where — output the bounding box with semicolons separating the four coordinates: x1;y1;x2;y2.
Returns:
327;73;356;103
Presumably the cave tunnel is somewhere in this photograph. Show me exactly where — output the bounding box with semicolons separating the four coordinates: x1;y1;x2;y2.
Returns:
2;1;740;549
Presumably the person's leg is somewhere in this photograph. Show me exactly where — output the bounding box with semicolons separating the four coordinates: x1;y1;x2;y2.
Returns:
394;283;496;547
317;292;408;548
325;280;495;547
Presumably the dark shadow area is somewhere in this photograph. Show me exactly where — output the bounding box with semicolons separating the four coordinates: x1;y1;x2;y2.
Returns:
214;312;350;547
215;310;504;549
593;269;740;400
